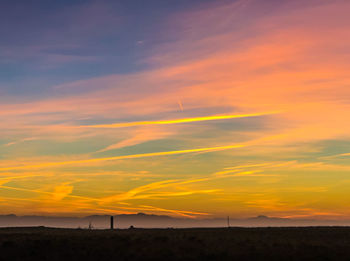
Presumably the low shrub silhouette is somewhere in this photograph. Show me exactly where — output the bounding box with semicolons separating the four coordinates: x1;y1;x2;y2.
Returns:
0;227;350;261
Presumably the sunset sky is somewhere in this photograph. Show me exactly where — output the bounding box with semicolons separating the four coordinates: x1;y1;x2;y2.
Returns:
1;0;350;219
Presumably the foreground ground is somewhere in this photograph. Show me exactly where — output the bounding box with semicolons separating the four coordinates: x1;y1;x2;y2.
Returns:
1;227;350;260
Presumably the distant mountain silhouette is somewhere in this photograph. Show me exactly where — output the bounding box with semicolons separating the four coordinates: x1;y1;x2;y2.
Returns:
1;213;350;228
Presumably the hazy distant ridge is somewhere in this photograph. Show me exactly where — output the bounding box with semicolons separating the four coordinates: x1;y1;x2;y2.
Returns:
1;214;350;229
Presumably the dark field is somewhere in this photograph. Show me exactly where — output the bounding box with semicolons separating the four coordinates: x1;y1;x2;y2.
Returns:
1;227;350;261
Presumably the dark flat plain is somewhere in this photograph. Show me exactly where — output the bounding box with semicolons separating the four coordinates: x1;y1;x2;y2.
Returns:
1;227;350;261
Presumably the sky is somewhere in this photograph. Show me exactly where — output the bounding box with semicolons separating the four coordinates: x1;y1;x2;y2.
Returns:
0;0;350;219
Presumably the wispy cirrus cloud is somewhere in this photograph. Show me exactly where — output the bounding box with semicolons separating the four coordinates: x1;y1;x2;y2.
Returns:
84;111;279;129
0;144;245;171
96;126;175;152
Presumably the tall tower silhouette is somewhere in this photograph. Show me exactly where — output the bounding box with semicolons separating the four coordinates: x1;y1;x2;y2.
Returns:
110;216;114;230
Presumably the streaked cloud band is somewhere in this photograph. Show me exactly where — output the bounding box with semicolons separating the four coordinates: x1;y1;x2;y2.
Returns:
81;111;279;129
0;144;244;171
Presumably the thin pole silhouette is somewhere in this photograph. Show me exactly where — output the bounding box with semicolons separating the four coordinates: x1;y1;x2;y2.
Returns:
227;216;230;228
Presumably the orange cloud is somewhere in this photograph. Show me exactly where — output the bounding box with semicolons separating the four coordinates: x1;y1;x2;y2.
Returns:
52;183;74;201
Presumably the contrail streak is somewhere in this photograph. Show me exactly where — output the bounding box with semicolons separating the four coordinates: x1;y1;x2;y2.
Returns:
0;144;244;171
81;111;279;128
177;100;184;111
